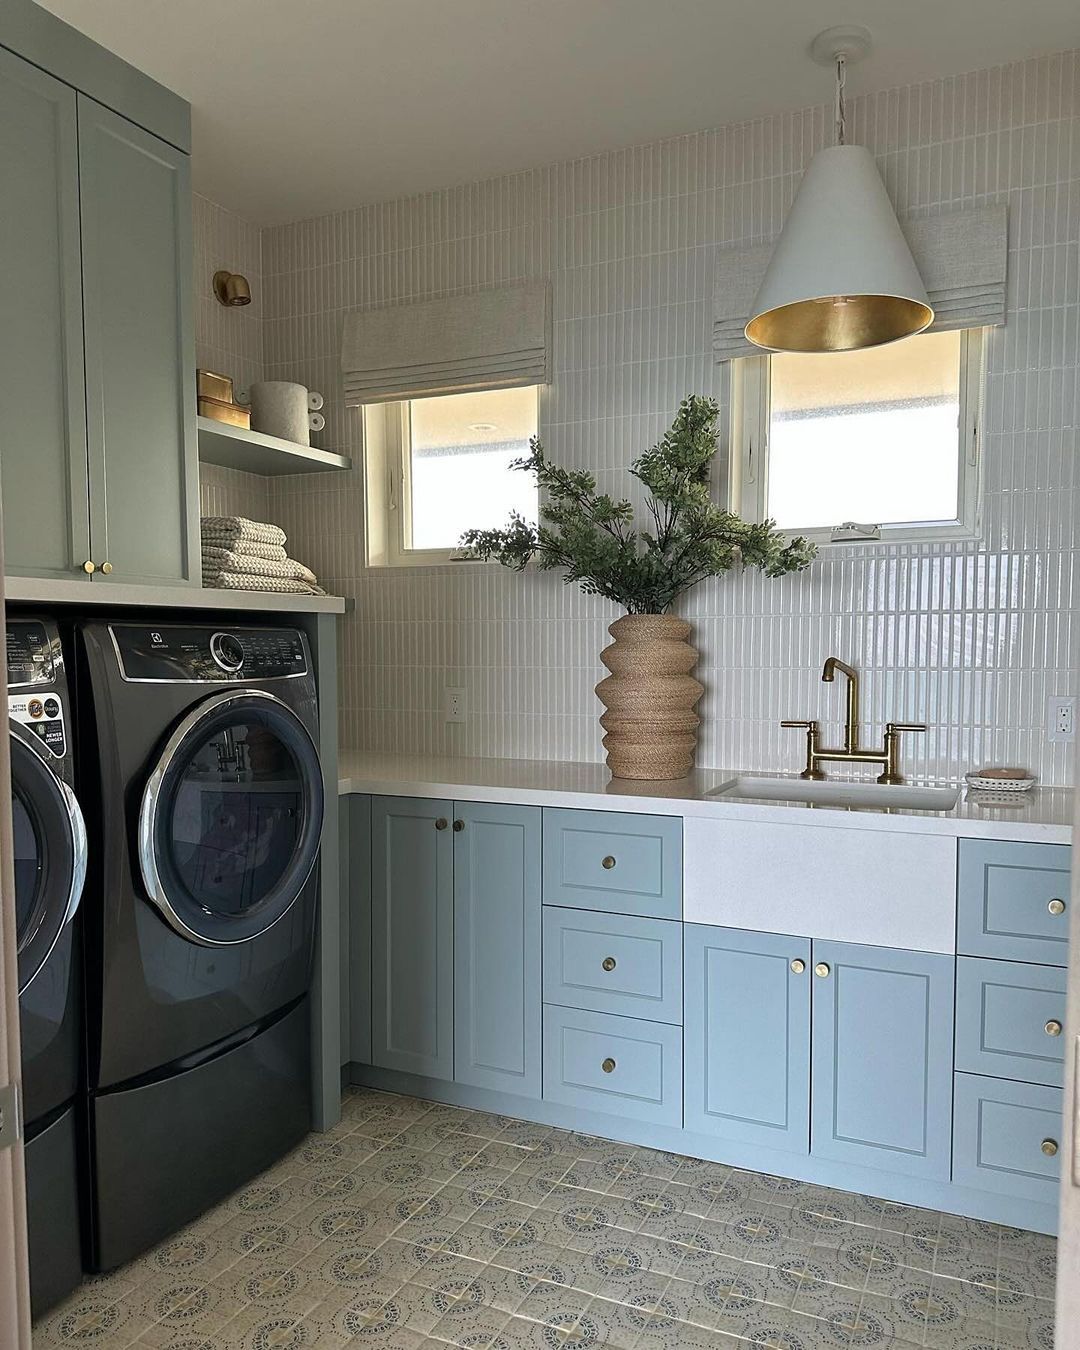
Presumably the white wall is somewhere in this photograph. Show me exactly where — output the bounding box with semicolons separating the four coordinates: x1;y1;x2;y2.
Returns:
203;50;1080;785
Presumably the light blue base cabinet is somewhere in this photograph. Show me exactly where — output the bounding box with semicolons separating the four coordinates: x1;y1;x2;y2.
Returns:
684;925;810;1151
454;802;542;1098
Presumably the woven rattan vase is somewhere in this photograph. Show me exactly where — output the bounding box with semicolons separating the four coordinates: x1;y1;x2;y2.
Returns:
595;614;704;781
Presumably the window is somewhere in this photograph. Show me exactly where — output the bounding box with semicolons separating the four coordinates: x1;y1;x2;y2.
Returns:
364;386;540;565
731;328;985;543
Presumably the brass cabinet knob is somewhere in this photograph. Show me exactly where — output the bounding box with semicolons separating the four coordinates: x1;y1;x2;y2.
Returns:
453;819;464;832
602;957;617;972
101;561;113;574
435;818;448;831
1049;899;1066;916
1045;1020;1063;1037
82;560;96;574
814;962;831;978
790;959;806;974
601;855;616;870
1042;1138;1059;1157
601;1057;616;1074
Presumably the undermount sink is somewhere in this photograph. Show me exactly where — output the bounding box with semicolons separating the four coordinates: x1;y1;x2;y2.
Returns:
709;774;961;812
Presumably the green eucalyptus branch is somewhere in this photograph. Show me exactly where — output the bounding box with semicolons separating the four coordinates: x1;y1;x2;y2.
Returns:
459;395;816;615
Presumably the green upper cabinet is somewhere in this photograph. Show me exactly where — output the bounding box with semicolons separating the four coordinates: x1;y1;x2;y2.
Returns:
77;96;198;585
0;45;197;586
0;49;89;578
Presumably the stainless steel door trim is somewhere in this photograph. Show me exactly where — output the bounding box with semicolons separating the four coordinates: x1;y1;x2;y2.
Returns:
107;625;309;684
137;688;321;948
10;724;87;991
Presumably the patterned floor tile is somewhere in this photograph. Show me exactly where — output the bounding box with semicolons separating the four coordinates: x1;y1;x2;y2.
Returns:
31;1088;1057;1350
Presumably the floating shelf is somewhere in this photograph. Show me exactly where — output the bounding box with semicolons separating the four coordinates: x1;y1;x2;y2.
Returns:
197;416;352;477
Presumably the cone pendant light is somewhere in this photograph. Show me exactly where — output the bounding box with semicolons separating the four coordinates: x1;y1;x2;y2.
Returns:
746;27;933;353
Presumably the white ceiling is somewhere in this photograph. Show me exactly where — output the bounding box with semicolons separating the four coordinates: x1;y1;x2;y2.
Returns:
36;0;1080;225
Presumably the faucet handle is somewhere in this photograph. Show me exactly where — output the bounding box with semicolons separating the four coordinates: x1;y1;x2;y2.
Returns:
781;719;819;730
887;722;927;733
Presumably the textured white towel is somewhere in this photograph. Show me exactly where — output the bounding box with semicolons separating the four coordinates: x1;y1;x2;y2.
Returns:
202;546;318;585
200;516;287;547
203;539;288;563
206;572;327;596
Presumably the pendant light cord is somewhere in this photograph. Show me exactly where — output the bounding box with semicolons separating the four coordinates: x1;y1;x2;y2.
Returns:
835;52;847;145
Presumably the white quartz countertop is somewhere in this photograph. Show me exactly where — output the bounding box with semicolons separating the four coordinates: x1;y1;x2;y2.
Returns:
338;751;1075;844
5;576;347;614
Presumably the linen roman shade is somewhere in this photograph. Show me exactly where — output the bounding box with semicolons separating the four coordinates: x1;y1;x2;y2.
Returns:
341;280;551;405
713;204;1007;362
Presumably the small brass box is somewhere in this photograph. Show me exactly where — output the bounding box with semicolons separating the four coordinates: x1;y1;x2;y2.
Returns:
198;395;250;429
196;369;235;403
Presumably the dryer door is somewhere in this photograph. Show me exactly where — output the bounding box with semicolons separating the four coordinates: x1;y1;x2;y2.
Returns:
11;729;87;994
138;689;324;946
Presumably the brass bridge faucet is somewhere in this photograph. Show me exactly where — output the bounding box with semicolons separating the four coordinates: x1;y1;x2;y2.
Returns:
782;657;926;785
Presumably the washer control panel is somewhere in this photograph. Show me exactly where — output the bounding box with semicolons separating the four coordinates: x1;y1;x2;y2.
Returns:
112;625;309;682
9;693;66;759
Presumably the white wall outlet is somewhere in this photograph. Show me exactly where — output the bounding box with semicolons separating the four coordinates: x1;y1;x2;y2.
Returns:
444;686;467;724
1047;695;1076;743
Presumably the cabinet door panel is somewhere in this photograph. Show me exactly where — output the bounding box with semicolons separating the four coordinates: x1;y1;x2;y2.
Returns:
77;96;198;585
454;802;541;1097
371;797;453;1079
0;49;89;578
684;925;810;1151
811;941;954;1180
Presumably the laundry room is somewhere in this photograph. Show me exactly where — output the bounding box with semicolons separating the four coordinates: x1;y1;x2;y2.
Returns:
0;1;1078;1347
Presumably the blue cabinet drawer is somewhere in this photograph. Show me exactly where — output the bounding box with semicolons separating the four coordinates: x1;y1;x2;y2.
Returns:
953;1073;1062;1205
543;907;682;1024
542;808;681;919
957;840;1071;966
956;957;1067;1088
542;1005;682;1127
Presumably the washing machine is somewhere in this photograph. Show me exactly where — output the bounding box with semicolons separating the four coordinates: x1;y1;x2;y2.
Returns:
9;617;87;1315
77;621;324;1270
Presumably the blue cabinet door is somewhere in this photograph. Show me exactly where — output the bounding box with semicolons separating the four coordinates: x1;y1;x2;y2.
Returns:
371;797;454;1079
684;925;811;1152
811;941;954;1181
454;802;542;1098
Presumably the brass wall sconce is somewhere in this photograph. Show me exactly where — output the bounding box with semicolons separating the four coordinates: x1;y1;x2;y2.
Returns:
213;270;252;306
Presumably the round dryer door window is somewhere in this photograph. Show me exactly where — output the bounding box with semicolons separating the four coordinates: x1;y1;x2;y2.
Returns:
11;731;86;993
138;690;324;946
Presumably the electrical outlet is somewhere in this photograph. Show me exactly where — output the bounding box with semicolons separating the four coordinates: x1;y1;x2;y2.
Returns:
444;687;467;724
1047;695;1076;743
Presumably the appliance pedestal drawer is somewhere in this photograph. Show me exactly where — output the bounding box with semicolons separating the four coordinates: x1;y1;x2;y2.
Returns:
542;1005;682;1126
953;1073;1062;1206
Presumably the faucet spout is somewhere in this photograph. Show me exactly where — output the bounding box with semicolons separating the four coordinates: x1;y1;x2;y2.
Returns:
821;657;860;752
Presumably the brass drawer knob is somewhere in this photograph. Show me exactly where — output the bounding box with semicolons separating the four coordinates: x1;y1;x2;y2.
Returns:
82;560;96;574
1042;1138;1059;1157
435;818;448;831
602;957;616;973
453;819;465;832
814;962;831;978
1045;1020;1063;1037
601;855;616;870
101;561;113;575
601;1057;616;1074
1049;899;1066;916
790;959;806;975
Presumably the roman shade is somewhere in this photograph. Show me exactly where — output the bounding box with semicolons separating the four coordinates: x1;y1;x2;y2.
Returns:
341;280;551;405
714;204;1007;362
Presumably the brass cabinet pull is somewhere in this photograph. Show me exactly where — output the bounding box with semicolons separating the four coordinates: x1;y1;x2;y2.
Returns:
790;959;806;974
601;1057;616;1074
82;560;96;574
601;855;616;870
453;819;465;832
1049;899;1066;916
1045;1020;1063;1037
435;818;448;831
1042;1138;1059;1157
602;956;617;973
814;962;831;978
101;561;113;574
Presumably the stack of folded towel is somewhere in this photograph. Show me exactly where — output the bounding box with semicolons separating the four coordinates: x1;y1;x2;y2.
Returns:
201;516;326;595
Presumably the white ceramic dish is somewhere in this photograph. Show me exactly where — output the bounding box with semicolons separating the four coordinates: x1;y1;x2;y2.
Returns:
965;771;1037;793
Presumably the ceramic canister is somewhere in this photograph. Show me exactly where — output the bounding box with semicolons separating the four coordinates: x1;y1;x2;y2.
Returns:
249;380;310;445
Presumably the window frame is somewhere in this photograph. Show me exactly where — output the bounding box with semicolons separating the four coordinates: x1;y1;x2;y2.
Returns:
363;388;540;568
729;327;987;546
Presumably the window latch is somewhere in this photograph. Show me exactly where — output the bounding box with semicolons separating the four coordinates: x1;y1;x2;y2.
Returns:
830;521;881;541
